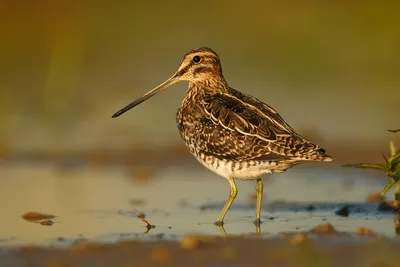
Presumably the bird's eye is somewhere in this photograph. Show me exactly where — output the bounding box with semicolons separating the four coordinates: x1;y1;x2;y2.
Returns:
192;56;201;63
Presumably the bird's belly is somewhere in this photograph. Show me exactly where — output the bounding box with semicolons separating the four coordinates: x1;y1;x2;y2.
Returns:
190;151;284;180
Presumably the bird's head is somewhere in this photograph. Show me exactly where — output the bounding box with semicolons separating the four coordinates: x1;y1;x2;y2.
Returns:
112;47;226;118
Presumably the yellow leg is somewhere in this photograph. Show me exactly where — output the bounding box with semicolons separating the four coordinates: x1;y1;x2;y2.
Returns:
215;177;237;226
216;224;227;236
255;178;263;225
255;223;261;235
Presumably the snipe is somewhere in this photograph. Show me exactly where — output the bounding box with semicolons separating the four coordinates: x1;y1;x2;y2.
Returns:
112;47;332;226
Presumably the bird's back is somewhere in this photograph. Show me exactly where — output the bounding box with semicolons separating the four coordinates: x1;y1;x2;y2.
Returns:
177;85;331;178
225;87;332;161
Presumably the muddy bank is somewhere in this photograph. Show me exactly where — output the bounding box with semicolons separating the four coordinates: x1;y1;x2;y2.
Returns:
2;234;400;267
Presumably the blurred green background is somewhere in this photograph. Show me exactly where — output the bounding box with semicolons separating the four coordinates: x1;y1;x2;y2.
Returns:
1;1;399;162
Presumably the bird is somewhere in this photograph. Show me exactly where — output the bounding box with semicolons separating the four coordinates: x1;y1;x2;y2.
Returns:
112;47;332;226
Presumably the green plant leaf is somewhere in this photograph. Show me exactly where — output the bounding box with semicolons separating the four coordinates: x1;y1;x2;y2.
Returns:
382;153;389;165
396;182;400;199
390;151;400;167
342;163;386;171
386;152;400;175
381;179;397;197
389;140;397;157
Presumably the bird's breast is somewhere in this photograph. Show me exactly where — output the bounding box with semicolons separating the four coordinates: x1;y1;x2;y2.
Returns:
177;103;204;136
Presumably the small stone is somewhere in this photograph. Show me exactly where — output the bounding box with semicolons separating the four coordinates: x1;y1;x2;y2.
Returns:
367;192;384;203
22;212;56;222
290;233;310;245
179;236;202;249
377;201;392;211
306;204;316;211
310;223;337;233
390;200;400;210
355;227;376;236
335;205;349;217
179;235;216;250
40;220;54;226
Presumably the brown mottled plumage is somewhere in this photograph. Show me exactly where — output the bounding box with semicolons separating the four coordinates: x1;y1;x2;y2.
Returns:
112;47;332;227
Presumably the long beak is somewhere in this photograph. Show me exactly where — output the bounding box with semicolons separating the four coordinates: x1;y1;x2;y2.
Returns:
112;72;180;118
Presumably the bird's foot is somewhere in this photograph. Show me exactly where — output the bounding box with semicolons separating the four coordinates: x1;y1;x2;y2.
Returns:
253;219;262;226
214;220;224;226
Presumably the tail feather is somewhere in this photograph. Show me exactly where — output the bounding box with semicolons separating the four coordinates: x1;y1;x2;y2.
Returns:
291;146;333;162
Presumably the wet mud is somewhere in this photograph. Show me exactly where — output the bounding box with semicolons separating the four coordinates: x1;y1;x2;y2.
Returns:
1;162;399;266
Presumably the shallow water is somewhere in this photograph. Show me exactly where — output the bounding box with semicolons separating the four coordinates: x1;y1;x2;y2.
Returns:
0;161;397;247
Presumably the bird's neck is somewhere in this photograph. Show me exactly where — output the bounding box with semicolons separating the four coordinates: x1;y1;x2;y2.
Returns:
187;77;229;96
180;78;229;111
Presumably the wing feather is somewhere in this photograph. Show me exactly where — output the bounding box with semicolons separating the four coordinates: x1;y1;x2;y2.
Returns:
203;92;281;141
201;89;321;159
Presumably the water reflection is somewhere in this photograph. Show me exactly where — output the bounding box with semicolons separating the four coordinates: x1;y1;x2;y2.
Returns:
0;162;398;245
